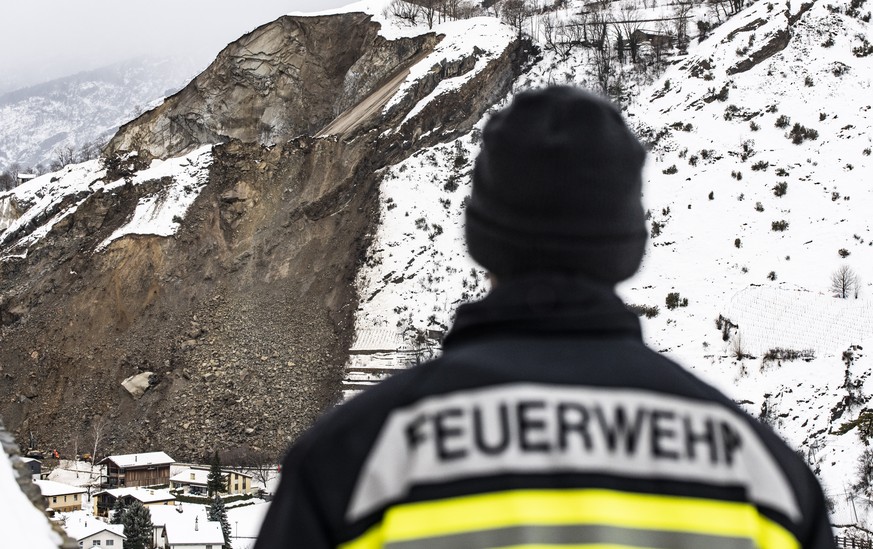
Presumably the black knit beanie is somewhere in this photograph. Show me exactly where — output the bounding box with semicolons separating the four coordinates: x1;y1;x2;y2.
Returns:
465;86;647;283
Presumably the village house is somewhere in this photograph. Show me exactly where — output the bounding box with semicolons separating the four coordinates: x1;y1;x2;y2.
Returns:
225;469;253;495
16;173;37;186
19;456;42;478
630;29;675;50
99;451;175;488
162;515;225;549
170;466;253;496
169;468;211;496
33;479;86;514
93;486;176;518
64;517;126;549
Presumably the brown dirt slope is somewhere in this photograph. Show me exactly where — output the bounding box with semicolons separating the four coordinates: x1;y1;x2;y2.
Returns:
0;12;534;461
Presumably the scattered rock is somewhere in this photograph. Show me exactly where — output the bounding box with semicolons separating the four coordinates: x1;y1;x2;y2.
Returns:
121;372;155;400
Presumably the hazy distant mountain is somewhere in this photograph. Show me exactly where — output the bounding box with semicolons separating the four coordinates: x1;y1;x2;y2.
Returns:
0;56;205;172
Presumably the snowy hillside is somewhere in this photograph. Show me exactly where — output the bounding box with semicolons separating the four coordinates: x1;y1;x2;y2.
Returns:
0;56;204;173
346;0;873;531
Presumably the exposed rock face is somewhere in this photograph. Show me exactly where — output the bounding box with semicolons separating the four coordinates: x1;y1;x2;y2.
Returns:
104;14;441;160
0;12;533;460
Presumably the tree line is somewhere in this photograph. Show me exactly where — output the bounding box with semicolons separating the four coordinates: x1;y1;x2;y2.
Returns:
0;140;102;191
382;0;743;99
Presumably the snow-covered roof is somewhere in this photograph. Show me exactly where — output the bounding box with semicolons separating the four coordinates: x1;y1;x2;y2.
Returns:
170;468;209;486
349;328;409;353
100;451;175;468
45;465;101;488
149;504;190;527
64;518;125;542
0;446;62;548
225;469;253;479
96;487;175;504
33;479;86;497
165;518;224;545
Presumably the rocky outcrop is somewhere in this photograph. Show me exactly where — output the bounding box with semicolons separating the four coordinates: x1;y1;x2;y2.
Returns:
104;13;441;160
726;1;816;75
0;13;533;460
727;28;791;75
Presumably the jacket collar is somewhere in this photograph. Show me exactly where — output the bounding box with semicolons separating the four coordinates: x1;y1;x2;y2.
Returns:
443;273;642;348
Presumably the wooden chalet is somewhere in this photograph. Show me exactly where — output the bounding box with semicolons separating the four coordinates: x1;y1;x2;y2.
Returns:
99;451;175;488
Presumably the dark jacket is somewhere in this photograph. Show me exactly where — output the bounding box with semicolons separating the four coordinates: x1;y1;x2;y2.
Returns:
255;274;835;549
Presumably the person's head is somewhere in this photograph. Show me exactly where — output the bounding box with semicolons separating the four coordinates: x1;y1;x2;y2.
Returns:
465;86;647;284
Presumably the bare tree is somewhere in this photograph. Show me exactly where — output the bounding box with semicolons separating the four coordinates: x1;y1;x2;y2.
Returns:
77;140;101;162
831;265;858;299
7;162;21;183
443;0;462;19
706;0;733;22
673;1;694;48
615;27;625;63
420;0;439;28
592;36;615;96
543;13;586;59
618;2;644;63
0;170;15;191
501;0;534;36
72;434;80;477
89;416;108;486
385;0;422;24
51;144;76;171
587;7;612;52
651;19;675;75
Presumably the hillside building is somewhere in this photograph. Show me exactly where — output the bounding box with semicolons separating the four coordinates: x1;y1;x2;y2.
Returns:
99;451;174;488
33;479;86;513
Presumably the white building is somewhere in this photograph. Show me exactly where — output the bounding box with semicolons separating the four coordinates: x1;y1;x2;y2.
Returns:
170;466;254;496
64;517;125;549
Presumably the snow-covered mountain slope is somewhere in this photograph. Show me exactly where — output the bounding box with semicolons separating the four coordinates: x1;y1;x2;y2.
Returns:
0;56;204;172
622;0;873;527
347;0;873;530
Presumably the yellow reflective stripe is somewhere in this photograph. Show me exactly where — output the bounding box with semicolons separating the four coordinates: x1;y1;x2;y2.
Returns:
759;515;801;549
339;489;800;549
341;522;383;549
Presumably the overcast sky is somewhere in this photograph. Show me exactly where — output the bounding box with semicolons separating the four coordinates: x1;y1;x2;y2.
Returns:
1;0;352;92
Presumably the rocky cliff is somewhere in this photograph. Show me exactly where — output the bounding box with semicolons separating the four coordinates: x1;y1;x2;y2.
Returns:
0;12;532;460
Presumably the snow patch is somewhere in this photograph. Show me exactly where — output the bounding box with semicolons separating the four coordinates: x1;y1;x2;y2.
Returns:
98;146;212;250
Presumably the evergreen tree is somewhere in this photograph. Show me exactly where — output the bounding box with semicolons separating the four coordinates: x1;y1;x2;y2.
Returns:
208;494;233;548
207;451;226;496
122;500;154;549
109;497;127;524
